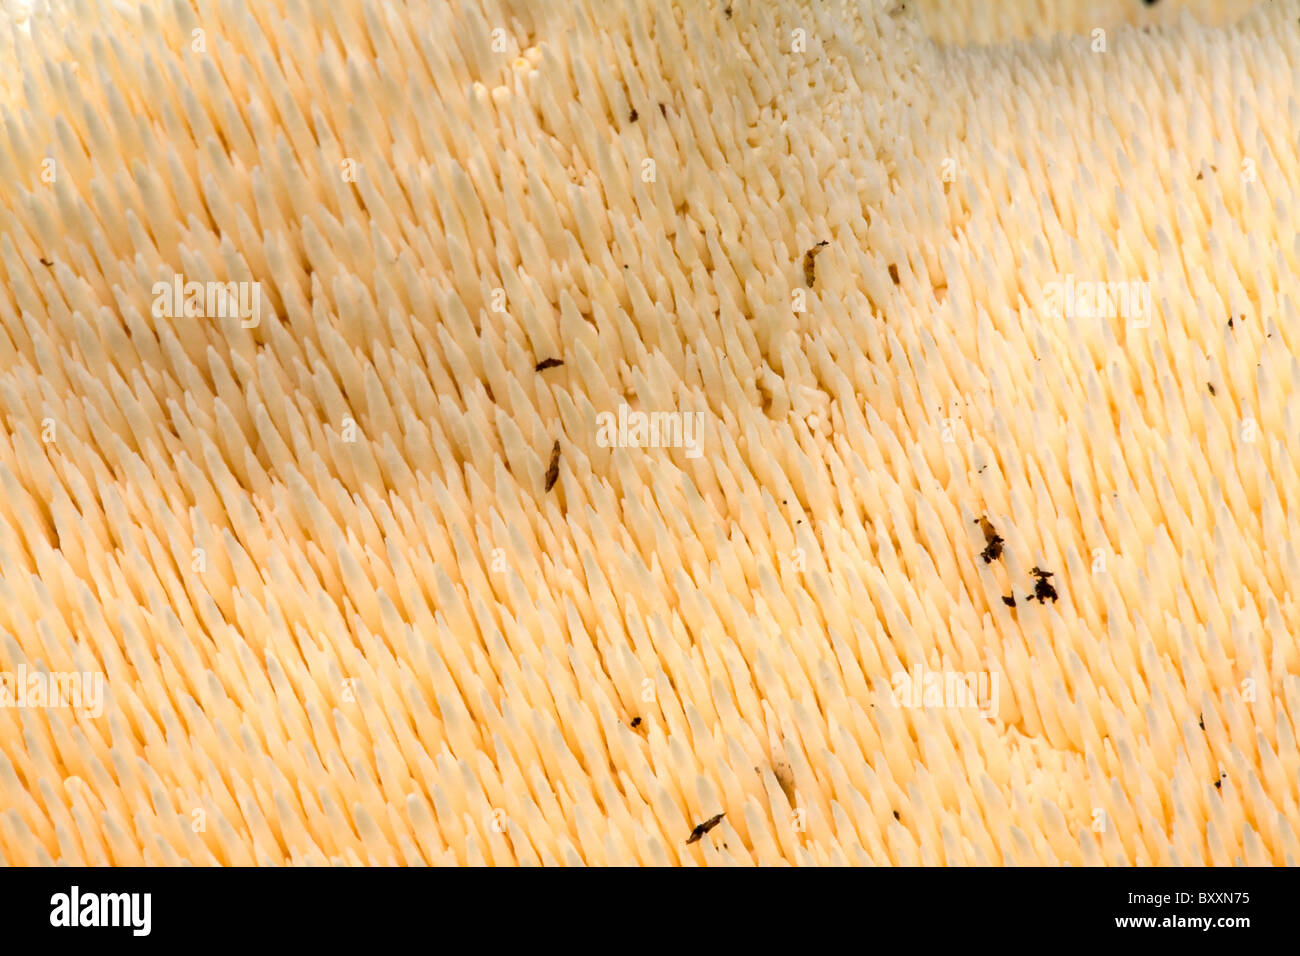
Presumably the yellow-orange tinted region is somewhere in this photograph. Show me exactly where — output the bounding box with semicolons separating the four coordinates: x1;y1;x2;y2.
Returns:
0;0;1298;865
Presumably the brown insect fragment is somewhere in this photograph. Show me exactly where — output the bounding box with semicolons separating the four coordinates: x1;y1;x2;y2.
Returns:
1207;383;1216;395
1198;713;1205;731
888;263;900;285
628;108;638;122
802;240;828;287
1002;595;1016;608
658;102;667;117
535;357;564;372
686;812;725;844
892;810;900;821
630;717;641;728
544;440;561;492
724;4;732;18
39;257;53;267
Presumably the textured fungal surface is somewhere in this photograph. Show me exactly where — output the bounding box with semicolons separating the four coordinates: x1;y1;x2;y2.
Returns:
912;0;1259;46
0;0;1298;866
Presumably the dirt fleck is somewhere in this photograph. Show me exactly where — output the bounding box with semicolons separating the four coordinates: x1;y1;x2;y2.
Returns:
1027;566;1058;604
686;812;725;844
803;241;829;288
975;516;1004;564
544;441;561;492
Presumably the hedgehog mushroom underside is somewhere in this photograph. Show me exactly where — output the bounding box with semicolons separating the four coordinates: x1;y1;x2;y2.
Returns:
0;0;1297;867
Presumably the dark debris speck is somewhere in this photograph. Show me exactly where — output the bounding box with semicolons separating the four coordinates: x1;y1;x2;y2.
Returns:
544;440;561;492
686;812;725;845
802;240;829;288
975;516;1004;564
1027;566;1058;604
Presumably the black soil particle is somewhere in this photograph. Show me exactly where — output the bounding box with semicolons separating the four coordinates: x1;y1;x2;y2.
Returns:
1027;566;1058;604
